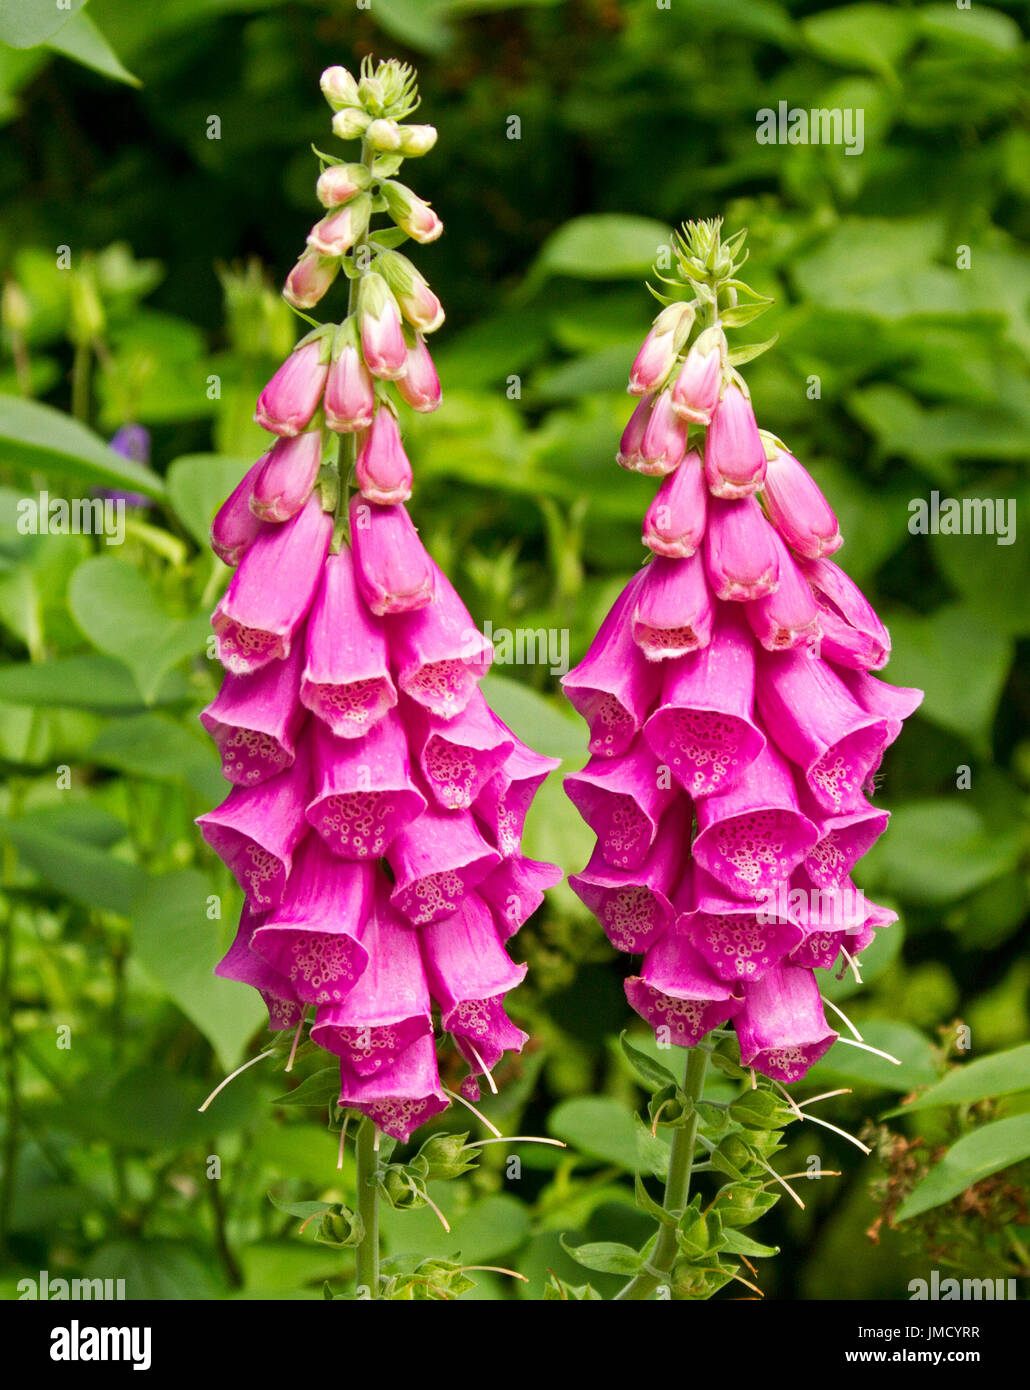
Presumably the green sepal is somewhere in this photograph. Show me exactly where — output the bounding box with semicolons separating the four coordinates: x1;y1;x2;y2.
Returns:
311;144;343;167
729;1089;796;1131
317;462;340;515
693;1099;734;1137
619;1031;678;1090
669;1259;737;1300
714;1181;780;1229
372;153;405;178
720;1228;779;1258
378;1164;427;1211
648;1083;693;1129
676;1198;726;1260
369;227;411;250
314;1205;364;1249
559;1235;644;1276
727;333;779;366
413;1131;480;1182
267;1193;332;1221
543;1274;603;1300
634;1172;676;1228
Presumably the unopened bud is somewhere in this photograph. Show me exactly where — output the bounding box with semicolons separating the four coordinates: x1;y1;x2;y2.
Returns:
397;124;437;156
331;107;370;141
366;118;403;152
320;66;360;111
316;162;370;208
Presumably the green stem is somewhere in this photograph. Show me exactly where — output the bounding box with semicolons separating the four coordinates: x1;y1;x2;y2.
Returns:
0;899;20;1253
354;1116;380;1298
615;1045;709;1301
71;340;91;424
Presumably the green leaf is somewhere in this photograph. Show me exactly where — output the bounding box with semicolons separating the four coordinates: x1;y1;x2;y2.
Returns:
619;1031;678;1090
0;816;143;914
559;1236;642;1276
133;869;265;1071
802;4;917;77
479;672;582;764
807;1020;938;1093
720;1228;779;1258
0;654;187;711
548;1096;668;1175
892;1043;1030;1116
0;395;164;499
529;215;672;285
896;1113;1030;1222
88;713;224;801
46;10;140;86
167;453;250;550
273;1067;341;1108
0;0;86;48
68;555;208;704
861;800;1022;907
267;1193;332;1222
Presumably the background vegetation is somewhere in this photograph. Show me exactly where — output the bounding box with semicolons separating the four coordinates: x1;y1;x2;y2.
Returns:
1;0;1029;1300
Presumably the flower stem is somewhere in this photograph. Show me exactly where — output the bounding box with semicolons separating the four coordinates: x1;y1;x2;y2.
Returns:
614;1044;709;1301
354;1116;380;1298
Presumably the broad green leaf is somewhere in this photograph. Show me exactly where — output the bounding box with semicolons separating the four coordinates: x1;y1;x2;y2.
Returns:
860;800;1022;907
0;0;86;48
68;555;208;703
46;10;140;86
0;395;164;499
84;1241;221;1299
0;816;143;914
802;5;917;77
559;1236;642;1275
0;654;187;711
806;1020;937;1093
896;1113;1030;1221
88;713;224;801
548;1096;668;1175
893;1043;1030;1116
529;215;672;285
167;453;250;550
379;1192;531;1263
133;869;265;1071
273;1067;340;1108
918;4;1022;53
480;672;583;763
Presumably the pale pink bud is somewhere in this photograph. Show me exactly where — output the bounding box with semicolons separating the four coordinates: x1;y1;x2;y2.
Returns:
355;408;413;506
381;181;443;243
628;303;693;396
703;383;766;498
357;273;407;380
251;431;323;522
211;458;265;566
331;107;370;140
283;250;339;310
366;118;402;151
617;396;652;471
762;443;842;559
377;251;445;334
254;339;329;437
320;66;360;110
395;334;442;412
324;337;375;433
642;449;707;558
316;163;369;208
638;390;689;476
671;329;724;423
307;194;370;257
398;124;438;156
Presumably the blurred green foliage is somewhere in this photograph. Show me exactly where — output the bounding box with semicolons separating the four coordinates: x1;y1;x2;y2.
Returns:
0;0;1029;1300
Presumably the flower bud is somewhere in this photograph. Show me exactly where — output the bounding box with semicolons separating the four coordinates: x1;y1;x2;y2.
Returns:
320;66;360;110
282;250;339;310
251;430;323;522
324;327;375;432
398;124;438;156
395;334;442;412
331;107;370;140
377;251;444;333
316;162;370;208
357;272;407;380
670;327;724;424
704;496;780;600
638;390;689;476
307;193;370;257
254;337;330;437
761;441;842;559
703;383;766;498
358;73;386;111
350;497;434;615
616;396;652;471
355;407;413;506
745;530;821;652
381;181;443;244
628;302;693;396
642;449;707;557
366;117;402;151
211;458;266;567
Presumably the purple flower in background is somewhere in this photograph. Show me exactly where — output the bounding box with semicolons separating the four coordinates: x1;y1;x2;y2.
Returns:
98;424;153;508
561;219;922;1085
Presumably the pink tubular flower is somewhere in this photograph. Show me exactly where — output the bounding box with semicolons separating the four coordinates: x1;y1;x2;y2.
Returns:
355;408;413;505
305;710;426;860
307;194;371;257
638;390;689;475
357;273;407;380
642;449;707;558
300;548;397;739
563;744;677;873
478;856;563;940
625;932;742;1048
216;904;303;1032
745;528;821;652
201;638;307;786
561;570;662;759
632;552;714;660
735;963;837;1082
413;691;515;810
704;383;766;498
284;250;340;311
617;396;653;471
316;163;368;208
210;459;265;567
212;493;332;674
388;562;493;717
629;303;693;396
642;603;765;798
381;181;443;244
388;807;501;926
339;1034;448;1142
197;743;312;910
350;497;435;615
251;836;372;1005
704;495;780;601
251;431;322;522
679;866;803;985
473;739;561;858
395;334;442;412
255;338;330;436
802;557;890;670
670;328;724;424
762;443;842;559
324;336;376;433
